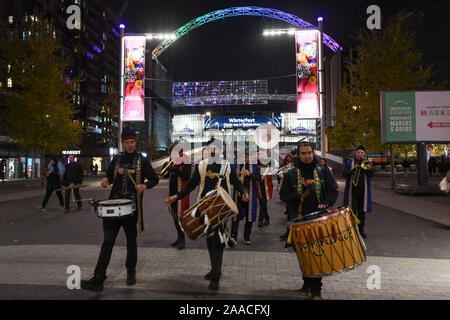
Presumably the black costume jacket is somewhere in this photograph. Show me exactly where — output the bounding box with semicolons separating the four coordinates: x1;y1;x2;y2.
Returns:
106;151;159;233
280;158;338;221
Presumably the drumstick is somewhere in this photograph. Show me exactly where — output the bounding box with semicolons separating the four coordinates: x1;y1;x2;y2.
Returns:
53;184;88;192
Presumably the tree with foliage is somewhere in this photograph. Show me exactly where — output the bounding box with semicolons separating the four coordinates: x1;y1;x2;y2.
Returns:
0;12;81;159
327;11;437;156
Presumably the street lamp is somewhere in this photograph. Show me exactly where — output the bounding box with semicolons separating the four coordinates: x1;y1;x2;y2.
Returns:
262;17;327;157
118;24;126;152
145;33;176;40
119;28;176;153
317;16;325;157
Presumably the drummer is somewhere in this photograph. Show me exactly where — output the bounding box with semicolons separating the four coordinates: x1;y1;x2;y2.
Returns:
280;142;338;300
166;139;249;291
81;127;159;292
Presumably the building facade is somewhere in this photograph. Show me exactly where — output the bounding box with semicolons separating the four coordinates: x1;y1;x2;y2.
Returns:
0;0;173;178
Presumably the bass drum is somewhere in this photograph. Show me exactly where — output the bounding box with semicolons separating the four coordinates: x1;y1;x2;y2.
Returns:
288;207;366;277
179;187;238;240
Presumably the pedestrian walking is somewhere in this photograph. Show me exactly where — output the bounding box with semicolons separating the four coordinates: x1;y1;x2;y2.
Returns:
63;154;83;213
0;160;5;183
39;157;64;211
402;157;410;178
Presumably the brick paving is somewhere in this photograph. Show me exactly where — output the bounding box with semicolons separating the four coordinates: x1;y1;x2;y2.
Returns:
0;245;449;300
0;169;449;300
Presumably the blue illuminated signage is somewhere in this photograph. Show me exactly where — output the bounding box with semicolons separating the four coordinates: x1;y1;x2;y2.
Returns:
205;117;281;129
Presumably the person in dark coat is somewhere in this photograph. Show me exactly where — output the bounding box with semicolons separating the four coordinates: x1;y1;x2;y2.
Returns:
39;157;64;211
343;145;375;239
167;144;192;250
63;154;83;213
280;142;338;300
81;127;159;292
230;151;261;245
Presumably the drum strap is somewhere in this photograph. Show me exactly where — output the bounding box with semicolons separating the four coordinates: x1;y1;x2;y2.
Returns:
296;168;322;215
136;157;142;233
198;159;208;202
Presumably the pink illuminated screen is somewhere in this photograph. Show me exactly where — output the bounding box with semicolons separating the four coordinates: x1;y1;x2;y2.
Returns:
123;37;145;121
296;30;319;119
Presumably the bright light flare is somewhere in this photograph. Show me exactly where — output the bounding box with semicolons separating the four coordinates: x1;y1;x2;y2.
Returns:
262;28;297;36
146;33;177;40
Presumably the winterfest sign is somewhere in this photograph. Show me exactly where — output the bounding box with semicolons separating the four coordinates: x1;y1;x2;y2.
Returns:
380;91;450;143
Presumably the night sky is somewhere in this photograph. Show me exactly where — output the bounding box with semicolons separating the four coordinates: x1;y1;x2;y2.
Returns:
108;0;449;88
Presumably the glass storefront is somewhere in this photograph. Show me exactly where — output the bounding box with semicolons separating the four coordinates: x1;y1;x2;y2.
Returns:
92;157;102;172
0;156;42;181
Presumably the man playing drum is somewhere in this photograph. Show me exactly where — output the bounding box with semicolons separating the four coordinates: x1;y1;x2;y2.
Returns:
165;140;249;291
81;127;159;292
280;142;338;300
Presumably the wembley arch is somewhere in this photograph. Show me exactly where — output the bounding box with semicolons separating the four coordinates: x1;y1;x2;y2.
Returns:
151;6;342;58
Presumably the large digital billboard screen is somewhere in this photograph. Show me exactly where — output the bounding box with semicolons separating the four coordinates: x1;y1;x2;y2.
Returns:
295;30;319;119
122;36;146;121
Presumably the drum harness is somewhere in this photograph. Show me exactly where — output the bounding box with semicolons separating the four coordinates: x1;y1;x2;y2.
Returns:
287;166;361;246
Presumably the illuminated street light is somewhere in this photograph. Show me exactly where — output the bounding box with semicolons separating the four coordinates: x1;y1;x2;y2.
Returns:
145;33;176;40
263;19;327;157
262;28;297;36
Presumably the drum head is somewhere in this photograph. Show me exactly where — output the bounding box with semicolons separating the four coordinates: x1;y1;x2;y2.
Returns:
99;199;132;206
289;208;346;227
217;186;238;214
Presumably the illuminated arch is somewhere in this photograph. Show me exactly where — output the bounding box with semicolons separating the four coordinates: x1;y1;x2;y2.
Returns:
152;6;341;58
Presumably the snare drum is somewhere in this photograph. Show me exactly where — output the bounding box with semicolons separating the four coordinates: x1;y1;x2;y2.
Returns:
180;187;238;240
95;199;134;218
288;207;366;277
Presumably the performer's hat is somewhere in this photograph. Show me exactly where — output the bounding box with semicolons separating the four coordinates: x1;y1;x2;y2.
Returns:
121;127;137;143
356;145;366;153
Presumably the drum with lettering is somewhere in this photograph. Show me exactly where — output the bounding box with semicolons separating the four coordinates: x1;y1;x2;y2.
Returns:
180;187;238;240
288;207;366;277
